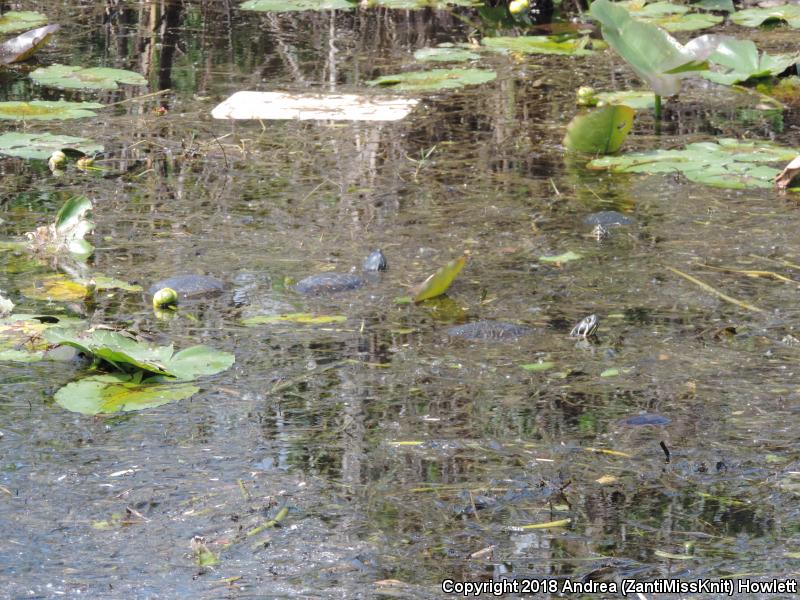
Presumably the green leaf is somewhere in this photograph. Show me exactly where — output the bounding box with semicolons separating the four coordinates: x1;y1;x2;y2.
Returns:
0;11;47;34
563;104;635;154
240;0;354;11
0;100;104;121
589;0;723;96
482;35;594;56
521;361;555;371
366;68;496;91
693;0;733;12
92;277;143;292
413;255;467;303
30;64;147;91
0;132;103;159
0;314;84;362
243;313;347;325
163;345;236;381
21;275;91;302
731;4;800;28
372;0;478;7
0;24;59;65
539;251;582;264
702;39;800;85
596;90;656;109
54;373;199;415
619;1;722;31
414;46;480;62
26;196;94;259
588;138;800;189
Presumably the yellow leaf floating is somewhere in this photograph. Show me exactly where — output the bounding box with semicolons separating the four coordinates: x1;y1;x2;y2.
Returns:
242;313;347;325
518;518;571;530
22;274;89;301
595;474;619;485
412;255;466;303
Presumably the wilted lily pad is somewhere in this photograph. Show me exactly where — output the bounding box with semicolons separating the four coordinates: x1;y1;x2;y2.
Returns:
414;46;479;62
539;251;582;264
30;64;147;91
413;255;467;302
367;68;496;91
243;313;347;325
0;100;104;121
482;35;593;56
22;275;90;302
0;11;48;34
240;0;354;11
0;24;59;65
563;104;634;154
731;4;800;28
0;132;103;160
55;373;200;415
702;39;800;86
589;138;800;189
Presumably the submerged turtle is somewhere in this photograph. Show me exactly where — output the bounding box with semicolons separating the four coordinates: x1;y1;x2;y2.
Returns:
294;249;387;295
447;320;532;341
148;274;225;298
583;211;636;227
570;314;599;339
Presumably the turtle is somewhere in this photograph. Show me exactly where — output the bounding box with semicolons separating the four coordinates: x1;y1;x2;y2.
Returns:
446;320;532;341
294;249;387;295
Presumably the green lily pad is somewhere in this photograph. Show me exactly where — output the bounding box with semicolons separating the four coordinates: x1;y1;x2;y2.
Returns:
366;68;496;91
243;313;347;325
596;90;656;109
54;373;200;415
372;0;478;6
731;4;800;28
0;100;104;121
702;39;800;86
413;255;467;302
162;345;237;381
414;46;479;63
539;251;582;264
240;0;354;11
693;0;733;12
563;104;635;154
93;277;143;292
482;35;593;56
588;138;800;189
22;275;91;302
0;11;47;34
30;64;147;91
619;1;723;31
0;313;84;362
0;132;103;160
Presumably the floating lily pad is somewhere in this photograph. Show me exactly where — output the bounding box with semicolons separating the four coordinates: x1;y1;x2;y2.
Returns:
240;0;354;11
0;132;103;160
413;255;467;302
619;1;723;31
563;104;635;154
0;100;104;121
596;90;656;109
243;313;347;325
372;0;478;7
539;251;582;264
414;46;479;62
93;277;143;292
55;373;200;415
366;68;496;91
0;11;48;34
0;24;59;65
22;275;90;302
693;0;733;12
482;35;593;56
0;313;84;362
589;138;800;189
731;4;800;28
702;39;800;86
30;64;147;91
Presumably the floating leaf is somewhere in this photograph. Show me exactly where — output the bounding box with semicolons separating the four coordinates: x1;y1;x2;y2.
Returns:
414;46;479;62
589;0;724;96
596;90;656;109
243;313;347;325
600;367;620;377
563;104;634;154
26;196;94;258
30;64;146;91
0;132;103;160
93;277;143;292
539;251;582;264
412;255;467;303
654;549;694;560
517;518;571;530
54;373;199;415
619;1;722;32
212;91;417;121
240;0;354;11
482;35;593;56
0;313;83;362
731;4;800;29
162;345;237;381
0;11;47;34
701;39;800;86
21;275;90;302
521;361;555;371
366;68;496;91
0;24;59;65
693;0;733;12
0;100;104;121
589;138;800;189
596;474;619;484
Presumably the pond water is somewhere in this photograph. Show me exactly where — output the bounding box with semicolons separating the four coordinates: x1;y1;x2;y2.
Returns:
2;1;800;598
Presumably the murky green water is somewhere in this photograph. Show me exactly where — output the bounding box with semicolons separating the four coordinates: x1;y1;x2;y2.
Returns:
2;1;800;598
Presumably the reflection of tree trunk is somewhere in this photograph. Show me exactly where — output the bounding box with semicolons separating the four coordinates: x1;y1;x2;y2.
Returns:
138;0;183;99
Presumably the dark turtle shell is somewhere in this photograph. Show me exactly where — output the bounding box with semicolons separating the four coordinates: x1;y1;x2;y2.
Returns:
583;211;636;227
294;273;364;295
148;274;225;298
363;249;388;272
447;320;532;341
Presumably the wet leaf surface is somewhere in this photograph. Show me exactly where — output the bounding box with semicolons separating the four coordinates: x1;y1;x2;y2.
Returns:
412;255;466;302
731;4;800;28
366;68;496;91
30;64;147;90
482;35;593;56
702;39;800;85
0;132;102;159
0;11;48;34
0;100;104;120
564;104;635;154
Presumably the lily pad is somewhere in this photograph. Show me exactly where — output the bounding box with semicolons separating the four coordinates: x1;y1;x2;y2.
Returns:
93;277;143;292
0;11;48;34
0;132;103;160
539;251;582;264
563;104;635;154
243;313;347;325
30;64;147;91
731;4;800;29
163;345;237;381
22;275;90;302
413;255;467;302
0;100;104;121
620;1;723;31
693;0;733;12
414;46;479;62
240;0;354;11
596;90;656;109
366;68;496;91
702;39;800;86
588;138;800;189
54;373;200;415
482;35;593;56
0;24;59;65
0;313;84;362
372;0;478;7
